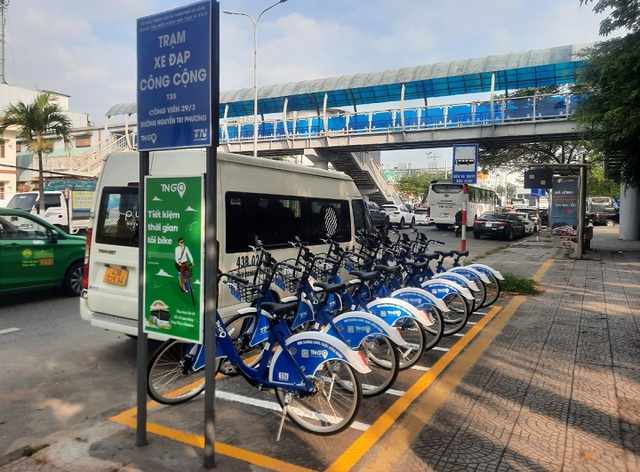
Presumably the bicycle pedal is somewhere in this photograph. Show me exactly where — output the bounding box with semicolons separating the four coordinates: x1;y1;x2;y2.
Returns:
219;363;241;376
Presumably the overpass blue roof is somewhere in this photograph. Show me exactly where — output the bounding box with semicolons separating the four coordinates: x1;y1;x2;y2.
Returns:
218;43;593;118
106;43;593;119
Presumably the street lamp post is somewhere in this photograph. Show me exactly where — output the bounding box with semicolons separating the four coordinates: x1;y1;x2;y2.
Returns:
223;0;288;158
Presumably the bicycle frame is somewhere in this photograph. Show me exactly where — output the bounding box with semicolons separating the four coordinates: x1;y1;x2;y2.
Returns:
214;308;371;389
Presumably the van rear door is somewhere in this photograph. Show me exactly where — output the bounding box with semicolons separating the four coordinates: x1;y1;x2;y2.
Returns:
85;186;140;323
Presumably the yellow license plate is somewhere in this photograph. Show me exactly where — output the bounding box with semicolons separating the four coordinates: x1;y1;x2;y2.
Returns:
104;267;129;286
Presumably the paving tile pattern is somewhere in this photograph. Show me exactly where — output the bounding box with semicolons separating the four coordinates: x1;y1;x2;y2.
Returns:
395;236;640;472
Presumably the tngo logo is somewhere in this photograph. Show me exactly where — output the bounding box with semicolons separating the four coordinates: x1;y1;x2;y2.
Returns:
160;182;186;198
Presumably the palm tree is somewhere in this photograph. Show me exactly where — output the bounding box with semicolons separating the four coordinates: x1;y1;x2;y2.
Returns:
0;92;73;214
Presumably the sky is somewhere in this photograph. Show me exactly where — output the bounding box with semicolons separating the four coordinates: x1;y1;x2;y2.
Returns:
3;0;612;168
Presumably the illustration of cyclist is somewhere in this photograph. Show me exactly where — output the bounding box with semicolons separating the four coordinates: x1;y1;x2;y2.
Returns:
174;237;194;293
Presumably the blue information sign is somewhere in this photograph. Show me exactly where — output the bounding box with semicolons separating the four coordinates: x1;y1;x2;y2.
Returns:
531;188;547;197
451;144;478;184
137;1;212;151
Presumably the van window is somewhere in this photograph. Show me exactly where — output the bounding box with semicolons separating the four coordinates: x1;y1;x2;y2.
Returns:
351;199;369;234
225;192;351;253
95;187;139;246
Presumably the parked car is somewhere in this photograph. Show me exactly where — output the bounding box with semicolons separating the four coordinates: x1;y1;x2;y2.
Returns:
365;201;390;232
412;207;430;226
473;211;527;241
0;208;86;296
381;204;415;229
514;211;537;234
518;207;548;227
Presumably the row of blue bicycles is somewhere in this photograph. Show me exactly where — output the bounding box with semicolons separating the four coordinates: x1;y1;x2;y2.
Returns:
146;229;504;440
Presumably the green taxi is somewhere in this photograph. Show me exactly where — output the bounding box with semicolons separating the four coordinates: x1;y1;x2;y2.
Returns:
0;208;86;296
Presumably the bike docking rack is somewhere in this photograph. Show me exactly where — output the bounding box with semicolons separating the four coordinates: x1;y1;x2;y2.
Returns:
130;235;516;470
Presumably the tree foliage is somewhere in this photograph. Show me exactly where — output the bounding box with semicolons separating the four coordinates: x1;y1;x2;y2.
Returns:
574;1;640;188
479;141;586;173
0;93;73;213
396;171;445;204
587;158;619;196
580;0;640;36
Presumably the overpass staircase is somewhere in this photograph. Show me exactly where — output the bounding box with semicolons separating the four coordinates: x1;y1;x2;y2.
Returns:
329;151;402;206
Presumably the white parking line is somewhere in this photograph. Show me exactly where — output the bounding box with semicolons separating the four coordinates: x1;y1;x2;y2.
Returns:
214;389;372;431
0;328;20;335
431;346;450;352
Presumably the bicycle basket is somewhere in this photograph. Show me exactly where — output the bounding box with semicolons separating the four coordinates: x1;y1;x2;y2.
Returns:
343;251;372;272
227;259;273;303
273;259;306;293
311;256;338;281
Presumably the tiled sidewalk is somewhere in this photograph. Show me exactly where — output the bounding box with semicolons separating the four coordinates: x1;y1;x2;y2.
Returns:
387;229;640;471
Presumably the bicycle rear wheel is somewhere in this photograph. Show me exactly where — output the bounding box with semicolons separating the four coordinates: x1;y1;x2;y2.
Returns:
394;317;427;370
147;339;207;405
441;292;470;336
358;334;400;397
275;359;362;435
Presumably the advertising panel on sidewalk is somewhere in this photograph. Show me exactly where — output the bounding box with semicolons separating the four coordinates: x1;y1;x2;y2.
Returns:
143;175;204;343
552;176;579;229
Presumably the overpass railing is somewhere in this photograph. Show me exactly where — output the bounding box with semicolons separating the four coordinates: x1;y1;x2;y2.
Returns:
219;93;587;144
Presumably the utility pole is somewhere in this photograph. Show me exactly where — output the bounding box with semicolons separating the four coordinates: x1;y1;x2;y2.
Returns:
0;0;9;84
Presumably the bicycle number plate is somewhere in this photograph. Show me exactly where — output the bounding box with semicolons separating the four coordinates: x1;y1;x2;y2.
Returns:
229;284;242;301
104;267;129;286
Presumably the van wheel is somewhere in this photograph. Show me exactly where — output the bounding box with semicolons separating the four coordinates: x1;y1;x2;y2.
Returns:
410;218;415;228
399;218;405;229
63;260;84;296
606;219;615;227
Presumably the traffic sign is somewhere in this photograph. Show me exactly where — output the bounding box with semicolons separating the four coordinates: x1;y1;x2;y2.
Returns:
137;1;213;151
452;144;478;184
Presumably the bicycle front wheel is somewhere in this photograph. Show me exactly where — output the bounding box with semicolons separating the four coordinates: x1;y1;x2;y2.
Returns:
422;306;444;351
441;292;470;336
147;339;207;405
358;334;400;397
394;316;427;370
481;274;501;307
275;359;362;435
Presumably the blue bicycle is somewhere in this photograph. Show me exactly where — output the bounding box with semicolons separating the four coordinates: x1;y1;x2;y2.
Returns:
147;270;368;438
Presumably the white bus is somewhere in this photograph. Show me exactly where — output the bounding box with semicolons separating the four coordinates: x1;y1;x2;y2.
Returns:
427;181;497;229
80;150;370;340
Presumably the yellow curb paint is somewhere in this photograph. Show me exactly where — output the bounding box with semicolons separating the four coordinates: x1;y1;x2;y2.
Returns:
331;260;555;471
110;407;314;472
109;259;555;472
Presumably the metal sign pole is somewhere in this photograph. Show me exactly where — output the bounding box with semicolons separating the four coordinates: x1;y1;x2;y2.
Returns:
204;2;220;468
136;151;149;447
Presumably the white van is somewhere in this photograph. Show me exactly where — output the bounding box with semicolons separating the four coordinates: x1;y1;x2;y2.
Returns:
79;150;371;340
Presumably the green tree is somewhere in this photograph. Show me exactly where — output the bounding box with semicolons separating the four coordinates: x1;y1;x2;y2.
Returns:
480;142;586;173
574;1;640;188
396;171;445;204
0;92;73;214
587;157;619;196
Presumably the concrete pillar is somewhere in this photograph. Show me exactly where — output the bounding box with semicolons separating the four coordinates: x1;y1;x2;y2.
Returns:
304;148;332;170
619;184;640;240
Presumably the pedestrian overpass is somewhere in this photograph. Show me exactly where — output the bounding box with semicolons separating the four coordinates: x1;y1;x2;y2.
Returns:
106;43;592;205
